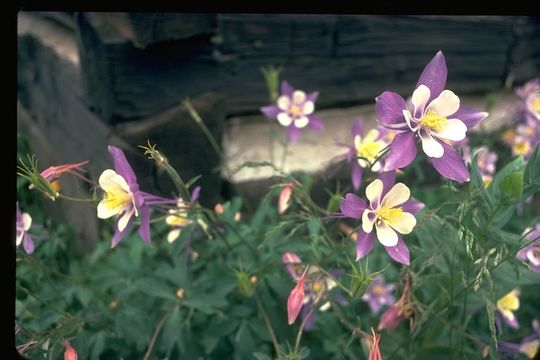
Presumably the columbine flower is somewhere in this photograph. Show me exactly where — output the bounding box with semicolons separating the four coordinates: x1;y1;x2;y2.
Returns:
362;276;395;314
516;223;540;273
260;81;324;143
516;78;540;123
496;289;520;329
375;51;489;182
498;319;540;359
16;203;34;254
97;146;175;247
63;340;78;360
341;118;388;191
378;273;414;331
368;329;383;360
340;171;424;265
165;186;200;243
287;266;307;325
283;252;347;330
278;182;294;214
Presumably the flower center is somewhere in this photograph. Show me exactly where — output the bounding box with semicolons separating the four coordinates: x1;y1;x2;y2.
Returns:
357;141;384;161
376;206;404;226
104;189;133;211
289;105;303;118
419;110;447;132
530;95;540;113
513;140;531;156
371;285;386;296
496;291;519;313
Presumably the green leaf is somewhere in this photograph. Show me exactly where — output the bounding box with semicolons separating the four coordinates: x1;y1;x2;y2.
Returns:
524;144;540;195
499;172;523;200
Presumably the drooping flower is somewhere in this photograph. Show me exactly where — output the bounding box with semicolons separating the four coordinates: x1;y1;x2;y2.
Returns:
498;319;540;359
97;146;175;247
287;266;308;325
341;118;389;191
340;171;424;265
362;276;396;314
16;203;35;254
516;223;540;273
375;51;489;182
260;81;324;143
282;252;347;330
278;182;295;214
378;273;414;331
63;340;78;360
496;289;520;329
368;328;383;360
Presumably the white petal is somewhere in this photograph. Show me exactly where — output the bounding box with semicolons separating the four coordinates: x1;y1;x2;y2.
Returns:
432;118;467;141
22;213;32;231
277;95;290;110
294;116;309;128
403;109;419;131
381;183;410;208
389;211;416;234
319;301;331;312
117;207;135;232
277;112;292;126
302;101;314;115
292;90;306;104
426;90;460;117
371;161;381;172
167;229;181;243
358;158;369;168
362;209;375;233
16;231;24;246
419;131;444;158
365;179;383;205
97;200;119;219
99;169;130;193
354;135;362;150
375;221;399;247
363;129;380;143
412;85;430;117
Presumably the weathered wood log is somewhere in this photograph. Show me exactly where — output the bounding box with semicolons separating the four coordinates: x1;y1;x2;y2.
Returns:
74;13;539;122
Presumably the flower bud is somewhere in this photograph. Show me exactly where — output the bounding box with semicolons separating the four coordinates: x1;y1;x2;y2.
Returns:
63;340;77;360
287;267;308;325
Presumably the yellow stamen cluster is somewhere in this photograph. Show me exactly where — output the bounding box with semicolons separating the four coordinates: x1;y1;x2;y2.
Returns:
419;110;447;132
357;142;384;162
371;285;386;296
513;140;531;156
104;190;132;211
289;105;302;118
376;206;404;225
530;96;540;112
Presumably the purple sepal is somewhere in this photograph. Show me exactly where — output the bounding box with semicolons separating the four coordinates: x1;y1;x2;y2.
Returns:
375;91;408;129
339;193;367;219
261;105;281;118
428;142;470;182
383;132;418;171
356;230;376;260
416;50;447;102
384;236;410;265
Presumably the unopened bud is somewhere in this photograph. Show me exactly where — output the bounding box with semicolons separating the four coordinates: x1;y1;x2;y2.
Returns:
63;340;77;360
176;288;185;299
250;275;257;285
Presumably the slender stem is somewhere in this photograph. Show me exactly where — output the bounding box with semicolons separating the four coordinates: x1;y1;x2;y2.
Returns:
255;292;281;357
58;194;96;203
330;299;370;339
143;304;179;360
280;138;290;172
183;99;231;177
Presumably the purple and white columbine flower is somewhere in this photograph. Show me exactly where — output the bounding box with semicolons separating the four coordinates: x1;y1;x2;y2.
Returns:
516;78;540;124
340;171;424;265
97;146;176;247
361;276;395;314
341;118;388;191
16;203;35;254
375;51;489;182
260;81;324;143
516;223;540;273
282;252;347;330
498;319;540;359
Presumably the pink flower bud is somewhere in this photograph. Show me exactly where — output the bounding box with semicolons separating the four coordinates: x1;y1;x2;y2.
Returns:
278;183;294;214
214;203;224;214
378;304;406;331
63;340;78;360
287;267;308;325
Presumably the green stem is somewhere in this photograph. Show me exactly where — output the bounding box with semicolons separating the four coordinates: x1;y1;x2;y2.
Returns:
143;303;179;360
255;292;281;358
